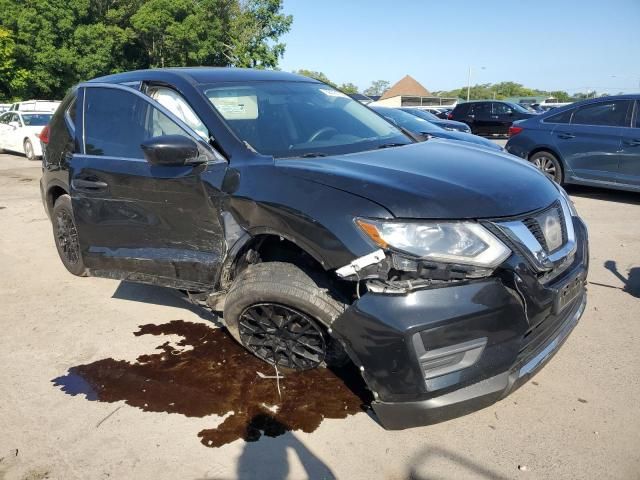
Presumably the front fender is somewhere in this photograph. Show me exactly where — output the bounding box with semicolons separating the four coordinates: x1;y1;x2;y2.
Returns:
223;164;393;272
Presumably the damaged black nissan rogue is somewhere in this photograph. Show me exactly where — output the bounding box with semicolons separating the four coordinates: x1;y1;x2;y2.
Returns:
40;68;588;429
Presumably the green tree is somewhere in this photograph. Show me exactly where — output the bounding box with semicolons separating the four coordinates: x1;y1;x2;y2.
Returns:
364;79;389;96
548;90;571;102
338;82;359;94
230;0;292;68
293;69;336;87
0;0;292;99
0;27;27;100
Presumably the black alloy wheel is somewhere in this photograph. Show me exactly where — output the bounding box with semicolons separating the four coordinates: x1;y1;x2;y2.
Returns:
238;303;327;370
56;208;81;266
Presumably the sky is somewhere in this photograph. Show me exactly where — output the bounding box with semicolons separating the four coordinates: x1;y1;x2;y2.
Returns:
278;0;640;95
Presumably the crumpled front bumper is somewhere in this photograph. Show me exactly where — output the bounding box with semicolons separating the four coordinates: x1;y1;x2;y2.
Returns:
370;292;585;429
331;217;589;430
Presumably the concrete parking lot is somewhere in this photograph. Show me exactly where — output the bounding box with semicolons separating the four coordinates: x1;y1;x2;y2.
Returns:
1;150;639;480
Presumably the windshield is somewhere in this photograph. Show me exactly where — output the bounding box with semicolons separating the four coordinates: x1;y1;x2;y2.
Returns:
507;103;531;114
371;107;446;135
21;113;52;126
199;81;410;158
403;108;440;122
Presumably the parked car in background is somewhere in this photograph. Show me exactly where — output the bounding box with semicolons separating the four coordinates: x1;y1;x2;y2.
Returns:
0;111;53;159
40;68;588;430
401;107;472;133
424;106;453;119
528;103;546;114
9;100;61;113
0;103;11;113
506;95;639;192
371;106;502;151
449;101;535;135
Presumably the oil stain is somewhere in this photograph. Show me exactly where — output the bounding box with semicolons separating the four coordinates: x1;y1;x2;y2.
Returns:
52;320;371;447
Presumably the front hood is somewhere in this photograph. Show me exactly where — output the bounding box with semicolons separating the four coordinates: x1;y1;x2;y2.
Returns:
278;141;559;219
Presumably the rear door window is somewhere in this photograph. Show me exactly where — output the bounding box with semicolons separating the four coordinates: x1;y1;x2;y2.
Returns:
83;87;193;158
474;103;491;118
571;100;632;127
635;101;640;128
492;103;513;116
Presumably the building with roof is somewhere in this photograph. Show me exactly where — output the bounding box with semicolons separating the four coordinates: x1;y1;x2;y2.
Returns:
374;75;458;107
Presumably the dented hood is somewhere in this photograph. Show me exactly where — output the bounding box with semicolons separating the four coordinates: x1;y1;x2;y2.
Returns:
277;140;559;219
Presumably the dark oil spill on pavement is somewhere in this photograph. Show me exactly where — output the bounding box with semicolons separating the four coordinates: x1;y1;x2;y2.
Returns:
52;320;371;447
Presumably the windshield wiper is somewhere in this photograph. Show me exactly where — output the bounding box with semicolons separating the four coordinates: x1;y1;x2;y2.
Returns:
377;142;409;149
300;152;328;158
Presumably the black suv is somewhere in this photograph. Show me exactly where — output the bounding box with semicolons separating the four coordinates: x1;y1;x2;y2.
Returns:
40;68;588;429
449;100;535;135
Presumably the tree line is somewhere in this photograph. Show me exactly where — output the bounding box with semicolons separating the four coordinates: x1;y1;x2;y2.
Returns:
0;0;292;101
293;71;601;102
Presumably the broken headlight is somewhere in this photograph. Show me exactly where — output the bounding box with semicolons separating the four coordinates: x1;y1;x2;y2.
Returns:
356;218;511;268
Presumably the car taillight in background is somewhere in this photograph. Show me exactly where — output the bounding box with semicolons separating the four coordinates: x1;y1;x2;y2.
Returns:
508;126;523;137
38;125;50;144
447;112;454;119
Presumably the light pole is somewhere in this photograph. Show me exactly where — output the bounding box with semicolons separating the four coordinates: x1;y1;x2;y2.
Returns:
466;66;486;102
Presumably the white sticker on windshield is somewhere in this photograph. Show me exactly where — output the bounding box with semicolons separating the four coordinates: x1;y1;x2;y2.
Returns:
319;88;348;98
207;87;259;120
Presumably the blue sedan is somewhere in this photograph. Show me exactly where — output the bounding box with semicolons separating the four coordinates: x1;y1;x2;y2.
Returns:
506;95;640;192
400;107;472;133
371;106;503;151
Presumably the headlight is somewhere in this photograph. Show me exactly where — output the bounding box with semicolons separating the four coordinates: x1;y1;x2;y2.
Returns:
356;218;511;268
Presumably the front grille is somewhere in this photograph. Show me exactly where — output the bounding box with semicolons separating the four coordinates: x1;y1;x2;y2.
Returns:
523;217;547;250
521;201;567;254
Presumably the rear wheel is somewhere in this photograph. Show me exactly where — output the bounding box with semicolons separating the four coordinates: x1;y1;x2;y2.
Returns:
52;194;87;276
530;151;563;184
223;262;347;370
24;139;36;161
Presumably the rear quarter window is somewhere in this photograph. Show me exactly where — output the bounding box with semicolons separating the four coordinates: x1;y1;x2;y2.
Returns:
544;109;574;124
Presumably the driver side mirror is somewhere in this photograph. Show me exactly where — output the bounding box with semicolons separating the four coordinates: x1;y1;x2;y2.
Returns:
8;121;19;129
140;134;203;167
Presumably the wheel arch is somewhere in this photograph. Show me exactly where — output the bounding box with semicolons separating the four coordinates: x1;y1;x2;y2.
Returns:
218;230;331;291
46;184;69;216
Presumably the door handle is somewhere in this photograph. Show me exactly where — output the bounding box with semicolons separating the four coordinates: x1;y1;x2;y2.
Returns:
557;132;575;139
623;139;640;147
73;178;108;191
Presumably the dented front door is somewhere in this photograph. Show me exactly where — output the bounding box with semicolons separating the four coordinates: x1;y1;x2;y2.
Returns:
70;84;227;289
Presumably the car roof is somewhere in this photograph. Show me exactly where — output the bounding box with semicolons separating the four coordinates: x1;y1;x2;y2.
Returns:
533;94;640;119
91;67;320;85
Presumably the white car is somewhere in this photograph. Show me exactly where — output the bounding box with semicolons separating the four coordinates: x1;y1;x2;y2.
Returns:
0;111;53;160
9;99;61;113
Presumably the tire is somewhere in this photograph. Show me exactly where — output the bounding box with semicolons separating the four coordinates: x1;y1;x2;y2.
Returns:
52;194;87;276
223;261;347;370
530;151;563;184
24;139;36;161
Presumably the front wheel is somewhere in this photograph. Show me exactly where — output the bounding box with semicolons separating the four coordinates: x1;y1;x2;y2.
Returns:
530;151;563;184
52;194;87;276
24;139;36;161
223;262;348;370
